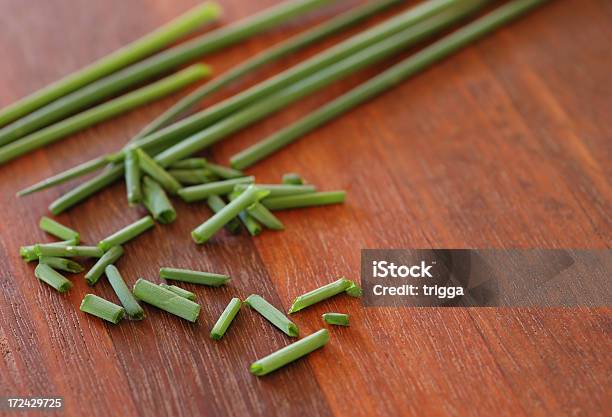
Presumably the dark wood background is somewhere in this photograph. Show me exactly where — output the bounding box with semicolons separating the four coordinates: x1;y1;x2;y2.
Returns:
0;1;610;416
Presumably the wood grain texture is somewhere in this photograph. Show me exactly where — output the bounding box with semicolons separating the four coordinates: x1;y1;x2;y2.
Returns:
0;1;610;416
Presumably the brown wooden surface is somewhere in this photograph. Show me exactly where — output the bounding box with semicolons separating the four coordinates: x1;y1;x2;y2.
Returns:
0;1;610;416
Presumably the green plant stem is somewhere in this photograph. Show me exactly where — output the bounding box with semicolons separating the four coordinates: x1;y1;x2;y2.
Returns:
282;173;303;185
168;168;215;185
322;312;350;326
105;265;145;320
34;264;73;293
38;256;84;274
230;0;545;168
142;176;176;224
135;148;182;195
133;278;201;322
98;216;155;251
244;294;299;337
159;283;197;301
38;216;80;241
80;294;125;324
159;267;230;286
177;176;255;202
20;239;78;262
228;190;262;236
125;149;142;205
262;191;346;210
288;278;355;313
85;245;124;286
210;298;242;340
0;2;221;129
204;163;244;179
235;183;316;197
206;195;242;234
247;203;284;230
170;157;208;169
250;329;329;376
34;244;103;258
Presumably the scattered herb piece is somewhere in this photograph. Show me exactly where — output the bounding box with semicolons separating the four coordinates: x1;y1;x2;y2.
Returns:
159;267;230;286
247;203;284;230
210;298;242;340
206;195;241;234
80;294;125;324
322;313;349;326
85;245;124;286
282;173;303;185
34;264;72;293
38;256;84;273
133;278;200;322
135;148;182;195
105;265;145;320
142;176;176;224
38;216;80;242
159;283;197;301
288;277;356;313
178;176;255;202
125;148;142;205
263;191;346;210
245;294;298;337
34;244;103;258
98;216;154;251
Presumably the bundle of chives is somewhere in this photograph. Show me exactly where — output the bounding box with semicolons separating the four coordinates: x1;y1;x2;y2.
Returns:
34;264;73;293
132;0;458;155
135;0;402;138
17;155;114;196
159;267;230;286
245;294;299;337
85;245;124;285
282;173;304;185
34;244;104;258
206;195;242;234
38;256;84;274
227;190;263;236
168;169;215;185
191;185;268;243
133;278;201;322
98;216;155;251
80;294;125;324
0;65;210;165
322;313;350;326
246;203;284;230
210;298;242;340
39;216;80;242
20;239;78;262
159;284;197;301
125;149;142;205
262;191;346;210
105;265;145;320
288;278;358;313
0;0;328;145
235;183;316;197
135;149;182;195
250;329;329;376
230;0;547;168
142;176;176;224
42;0;460;213
177;176;255;202
0;2;221;129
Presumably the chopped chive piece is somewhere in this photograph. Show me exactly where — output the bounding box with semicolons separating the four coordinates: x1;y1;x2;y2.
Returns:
38;256;84;273
263;191;346;210
142;176;176;224
159;283;196;301
85;245;124;285
169;168;216;185
169;157;208;169
98;216;155;251
135;148;181;195
0;65;210;165
105;265;145;320
34;264;72;293
282;173;303;185
80;294;125;324
39;216;80;241
191;185;268;243
247;202;284;230
0;2;221;129
178;176;255;202
35;244;103;258
322;313;349;326
204;163;244;179
20;239;78;262
288;278;355;313
133;278;200;322
210;298;241;340
345;282;363;297
250;329;328;376
17;155;112;196
235;183;316;197
159;267;229;286
244;294;298;337
228;190;262;236
206;195;241;234
125;149;142;205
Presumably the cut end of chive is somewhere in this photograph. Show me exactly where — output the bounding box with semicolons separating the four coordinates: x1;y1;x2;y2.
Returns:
288;323;299;337
210;332;223;341
345;282;363;297
249;363;265;376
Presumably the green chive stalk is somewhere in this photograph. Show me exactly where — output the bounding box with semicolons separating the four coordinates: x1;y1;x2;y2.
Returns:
288;278;356;313
170;158;208;169
235;183;316;197
204;163;244;179
230;0;546;168
159;267;230;286
245;294;299;337
263;191;346;210
228;190;263;236
206;195;242;234
39;216;80;241
322;313;350;326
169;168;215;185
0;65;209;165
80;294;125;324
210;298;242;340
159;283;197;301
135;148;182;195
85;245;124;286
105;265;145;320
345;282;363;297
38;256;84;274
246;203;284;230
0;2;221;129
98;216;155;251
125;149;142;205
250;329;329;376
133;278;201;322
282;173;304;185
142;176;176;224
177;176;255;202
20;239;78;262
34;264;73;293
0;0;328;144
34;244;103;258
